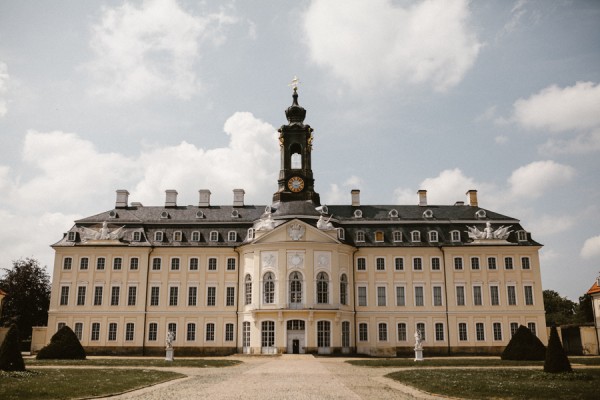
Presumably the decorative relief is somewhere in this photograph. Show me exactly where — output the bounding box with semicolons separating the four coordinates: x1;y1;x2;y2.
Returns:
466;222;512;241
288;223;305;241
287;252;305;269
80;221;125;242
314;251;331;270
261;252;277;269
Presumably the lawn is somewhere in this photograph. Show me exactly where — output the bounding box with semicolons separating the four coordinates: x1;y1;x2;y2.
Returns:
386;368;600;400
0;368;184;400
347;358;543;367
26;358;241;368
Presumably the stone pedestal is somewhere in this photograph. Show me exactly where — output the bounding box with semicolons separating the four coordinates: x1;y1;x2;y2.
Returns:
414;348;423;362
165;348;174;362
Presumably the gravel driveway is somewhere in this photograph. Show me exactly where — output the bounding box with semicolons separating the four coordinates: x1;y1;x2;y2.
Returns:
98;355;437;400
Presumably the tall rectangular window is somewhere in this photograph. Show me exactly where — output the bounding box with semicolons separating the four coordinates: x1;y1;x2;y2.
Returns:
187;323;196;341
397;323;407;341
167;323;177;341
207;286;216;306
358;323;368;341
96;257;105;270
152;258;161;270
110;286;120;306
528;322;537;336
125;323;135;341
493;322;502;341
74;323;83;340
171;258;180;271
476;322;485;341
431;257;440;271
413;257;423;271
63;257;72;270
377;286;386;306
415;286;424;306
91;323;100;341
490;286;500;306
416;323;425;341
77;286;86;306
357;258;366;271
189;258;199;271
435;323;444;341
225;323;234;341
473;286;482;306
94;286;103;306
188;287;197;306
456;286;465;306
80;257;89;270
342;321;350;347
470;257;480;270
127;286;136;306
378;323;387;341
206;323;215;341
226;287;235;306
208;258;217;271
148;323;158;341
227;258;236;271
358;286;367;306
510;322;519;336
394;257;404;271
150;287;159;306
433;286;442;306
521;257;531;270
507;286;517;305
396;286;405;306
458;323;467;341
376;257;385;271
454;257;463;270
169;287;178;306
504;257;513;270
129;257;139;270
524;286;534;305
488;257;497;270
108;323;117;341
113;257;122;270
60;286;69;306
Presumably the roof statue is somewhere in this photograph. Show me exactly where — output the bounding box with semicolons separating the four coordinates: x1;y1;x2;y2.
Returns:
80;221;126;241
255;212;279;231
317;214;334;230
466;222;512;241
288;75;300;92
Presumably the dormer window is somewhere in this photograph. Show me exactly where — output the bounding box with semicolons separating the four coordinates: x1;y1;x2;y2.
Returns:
388;209;398;218
196;210;204;219
423;209;433;218
155;231;164;242
353;209;363;218
191;231;200;242
393;231;402;242
132;232;141;242
451;230;460;242
231;210;239;218
517;231;527;241
173;231;182;242
160;211;169;219
209;231;218;242
411;231;421;242
429;231;438;242
356;231;365;242
476;209;487;219
247;228;255;240
337;228;345;240
67;231;76;241
374;231;384;242
108;210;118;219
228;231;237;242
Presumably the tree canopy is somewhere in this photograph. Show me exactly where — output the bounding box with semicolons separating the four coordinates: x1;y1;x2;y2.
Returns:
0;258;50;339
543;290;577;326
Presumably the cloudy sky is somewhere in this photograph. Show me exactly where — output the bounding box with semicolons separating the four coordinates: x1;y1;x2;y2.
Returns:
0;0;598;301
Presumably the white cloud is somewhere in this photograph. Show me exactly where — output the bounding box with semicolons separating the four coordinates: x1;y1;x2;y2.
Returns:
0;61;9;117
303;0;481;92
323;175;363;204
86;0;237;101
581;235;600;259
526;214;576;237
495;135;509;144
508;160;575;199
539;129;600;155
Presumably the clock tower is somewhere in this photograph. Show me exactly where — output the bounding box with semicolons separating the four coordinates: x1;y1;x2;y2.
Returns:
272;80;320;205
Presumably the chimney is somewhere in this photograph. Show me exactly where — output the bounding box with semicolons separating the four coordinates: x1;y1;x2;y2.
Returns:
199;189;211;207
466;189;478;207
418;190;427;206
351;189;360;207
115;190;129;208
233;189;245;207
165;190;178;207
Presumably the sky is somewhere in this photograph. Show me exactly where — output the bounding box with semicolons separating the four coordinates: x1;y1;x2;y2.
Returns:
0;0;599;301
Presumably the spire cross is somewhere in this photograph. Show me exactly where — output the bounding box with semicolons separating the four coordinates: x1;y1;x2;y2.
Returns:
288;76;300;92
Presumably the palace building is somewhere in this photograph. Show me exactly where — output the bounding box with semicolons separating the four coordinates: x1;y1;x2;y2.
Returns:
46;86;547;356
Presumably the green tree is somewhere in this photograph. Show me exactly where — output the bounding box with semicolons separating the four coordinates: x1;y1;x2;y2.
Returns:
0;258;50;339
544;325;572;373
543;289;577;326
575;293;594;323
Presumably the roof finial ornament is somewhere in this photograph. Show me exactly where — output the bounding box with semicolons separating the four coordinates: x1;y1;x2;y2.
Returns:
289;75;300;92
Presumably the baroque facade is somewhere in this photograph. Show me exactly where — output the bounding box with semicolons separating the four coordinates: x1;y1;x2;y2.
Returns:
47;87;547;356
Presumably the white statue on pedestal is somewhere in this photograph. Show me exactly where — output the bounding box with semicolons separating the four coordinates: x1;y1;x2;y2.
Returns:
414;329;424;361
165;330;175;361
317;214;334;230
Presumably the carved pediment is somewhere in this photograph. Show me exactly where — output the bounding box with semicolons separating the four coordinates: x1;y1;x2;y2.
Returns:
249;219;340;245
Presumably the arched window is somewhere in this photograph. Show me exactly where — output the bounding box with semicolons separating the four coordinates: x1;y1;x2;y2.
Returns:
317;272;329;304
340;274;348;305
290;143;302;169
245;274;252;305
317;320;331;348
263;272;275;304
289;272;302;304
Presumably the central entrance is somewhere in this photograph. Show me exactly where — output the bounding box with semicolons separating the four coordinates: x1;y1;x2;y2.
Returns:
286;320;306;354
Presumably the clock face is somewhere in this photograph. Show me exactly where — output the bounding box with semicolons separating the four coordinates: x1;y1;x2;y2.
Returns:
288;176;305;192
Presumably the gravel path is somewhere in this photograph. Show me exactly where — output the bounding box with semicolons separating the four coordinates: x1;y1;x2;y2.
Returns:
97;355;437;400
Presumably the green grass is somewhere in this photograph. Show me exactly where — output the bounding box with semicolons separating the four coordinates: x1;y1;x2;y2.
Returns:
0;368;184;400
347;358;543;367
569;357;600;365
386;368;600;400
26;358;241;368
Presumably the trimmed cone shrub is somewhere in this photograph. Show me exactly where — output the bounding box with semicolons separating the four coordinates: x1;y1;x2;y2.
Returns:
0;324;26;371
544;325;572;373
36;325;86;360
501;325;546;360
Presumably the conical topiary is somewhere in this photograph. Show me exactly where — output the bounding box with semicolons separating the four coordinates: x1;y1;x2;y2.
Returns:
501;325;546;361
0;324;26;371
36;325;86;360
544;325;572;373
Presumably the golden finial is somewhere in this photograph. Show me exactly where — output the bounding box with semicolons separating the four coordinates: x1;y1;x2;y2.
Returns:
288;76;300;92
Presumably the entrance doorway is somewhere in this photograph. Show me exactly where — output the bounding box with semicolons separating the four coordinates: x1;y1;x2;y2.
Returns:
286;319;305;354
293;339;300;354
